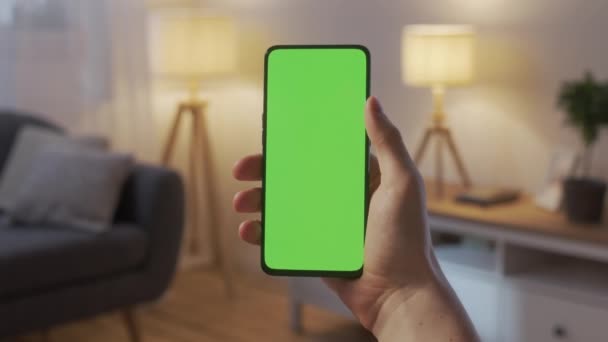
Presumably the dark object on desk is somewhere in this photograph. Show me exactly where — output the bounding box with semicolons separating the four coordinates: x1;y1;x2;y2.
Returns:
455;188;520;207
563;177;606;224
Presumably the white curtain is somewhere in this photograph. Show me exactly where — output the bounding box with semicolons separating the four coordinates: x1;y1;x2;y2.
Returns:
0;0;157;161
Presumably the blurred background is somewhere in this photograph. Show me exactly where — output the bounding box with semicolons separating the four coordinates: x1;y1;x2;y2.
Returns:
1;0;607;341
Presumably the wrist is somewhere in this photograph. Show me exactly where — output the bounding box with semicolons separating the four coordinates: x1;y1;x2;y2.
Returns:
371;269;478;341
371;259;440;338
371;279;437;339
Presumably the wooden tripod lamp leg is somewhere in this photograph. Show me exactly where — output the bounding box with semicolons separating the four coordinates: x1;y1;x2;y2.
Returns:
195;107;234;297
163;102;233;295
444;130;472;188
162;105;202;260
162;104;207;265
435;131;444;197
188;112;202;255
414;120;473;194
414;128;433;164
162;105;185;165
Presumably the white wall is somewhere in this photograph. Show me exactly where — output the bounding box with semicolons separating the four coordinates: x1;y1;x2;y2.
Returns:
150;0;608;272
0;0;157;161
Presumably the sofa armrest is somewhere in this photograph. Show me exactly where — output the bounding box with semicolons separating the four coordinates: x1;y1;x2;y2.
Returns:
114;164;185;288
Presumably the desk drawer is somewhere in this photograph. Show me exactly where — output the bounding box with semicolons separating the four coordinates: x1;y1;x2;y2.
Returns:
441;265;499;341
502;287;608;342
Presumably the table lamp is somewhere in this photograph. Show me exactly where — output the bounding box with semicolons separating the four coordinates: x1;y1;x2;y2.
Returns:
149;12;236;293
403;25;475;197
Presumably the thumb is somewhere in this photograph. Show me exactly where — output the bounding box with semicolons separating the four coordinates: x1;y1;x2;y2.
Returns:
365;96;413;177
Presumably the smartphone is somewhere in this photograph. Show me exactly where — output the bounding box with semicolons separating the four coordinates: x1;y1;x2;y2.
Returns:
262;45;370;277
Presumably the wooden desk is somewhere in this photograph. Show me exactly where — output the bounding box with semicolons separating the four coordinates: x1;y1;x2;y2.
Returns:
423;182;608;341
426;182;608;245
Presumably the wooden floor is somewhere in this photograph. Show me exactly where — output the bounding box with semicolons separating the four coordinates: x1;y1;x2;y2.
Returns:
16;271;375;342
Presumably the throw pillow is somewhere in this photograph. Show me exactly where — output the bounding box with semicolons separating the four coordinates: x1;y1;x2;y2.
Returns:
0;126;107;212
8;145;133;233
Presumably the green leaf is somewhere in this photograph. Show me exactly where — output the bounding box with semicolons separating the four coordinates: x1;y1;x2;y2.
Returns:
557;71;608;147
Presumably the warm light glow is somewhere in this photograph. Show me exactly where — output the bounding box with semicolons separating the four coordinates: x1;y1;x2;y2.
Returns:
403;25;475;87
149;12;237;80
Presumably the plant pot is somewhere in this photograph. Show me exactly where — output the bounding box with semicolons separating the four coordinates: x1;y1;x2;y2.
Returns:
563;177;606;224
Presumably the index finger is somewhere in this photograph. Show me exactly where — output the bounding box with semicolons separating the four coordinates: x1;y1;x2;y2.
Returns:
233;153;263;181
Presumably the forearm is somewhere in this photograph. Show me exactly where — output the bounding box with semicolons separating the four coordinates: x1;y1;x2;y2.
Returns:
372;265;479;341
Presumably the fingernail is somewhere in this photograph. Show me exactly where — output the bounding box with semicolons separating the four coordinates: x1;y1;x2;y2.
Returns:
371;96;383;112
369;96;385;119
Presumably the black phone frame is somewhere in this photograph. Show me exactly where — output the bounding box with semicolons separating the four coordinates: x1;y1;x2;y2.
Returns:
261;44;371;278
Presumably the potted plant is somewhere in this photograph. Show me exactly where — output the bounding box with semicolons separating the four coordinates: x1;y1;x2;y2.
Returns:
557;71;608;223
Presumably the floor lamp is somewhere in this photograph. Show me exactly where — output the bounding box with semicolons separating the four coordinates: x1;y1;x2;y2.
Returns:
149;12;237;295
402;25;476;197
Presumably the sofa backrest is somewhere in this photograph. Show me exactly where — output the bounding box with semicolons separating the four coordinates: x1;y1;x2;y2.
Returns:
0;110;62;176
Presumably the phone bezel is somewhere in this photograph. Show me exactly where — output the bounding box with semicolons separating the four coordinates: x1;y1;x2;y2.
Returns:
261;44;371;278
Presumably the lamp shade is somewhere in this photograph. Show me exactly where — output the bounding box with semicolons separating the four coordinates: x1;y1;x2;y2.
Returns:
149;12;237;80
402;25;475;87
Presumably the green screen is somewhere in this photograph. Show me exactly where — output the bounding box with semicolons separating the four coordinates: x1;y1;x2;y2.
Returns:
263;46;368;273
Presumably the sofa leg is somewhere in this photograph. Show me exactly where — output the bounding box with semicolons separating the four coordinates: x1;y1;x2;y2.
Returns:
41;329;51;342
121;308;142;342
289;299;303;334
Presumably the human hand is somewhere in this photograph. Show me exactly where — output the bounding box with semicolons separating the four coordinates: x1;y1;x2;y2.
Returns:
233;97;475;340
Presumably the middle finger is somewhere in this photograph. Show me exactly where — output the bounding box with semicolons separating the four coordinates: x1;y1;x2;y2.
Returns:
233;187;263;213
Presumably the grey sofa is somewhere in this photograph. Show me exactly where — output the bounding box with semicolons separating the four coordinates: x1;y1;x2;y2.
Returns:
0;110;185;340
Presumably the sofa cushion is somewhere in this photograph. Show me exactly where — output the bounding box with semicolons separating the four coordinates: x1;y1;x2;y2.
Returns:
9;145;134;233
0;111;62;177
0;223;148;299
0;126;109;213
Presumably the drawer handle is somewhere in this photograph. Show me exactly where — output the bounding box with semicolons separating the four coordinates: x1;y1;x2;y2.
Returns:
553;324;567;339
